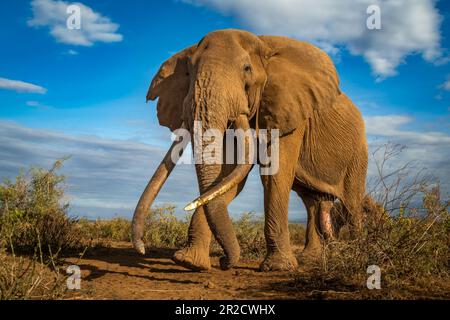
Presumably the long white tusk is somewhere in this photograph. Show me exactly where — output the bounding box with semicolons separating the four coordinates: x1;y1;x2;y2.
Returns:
132;122;187;254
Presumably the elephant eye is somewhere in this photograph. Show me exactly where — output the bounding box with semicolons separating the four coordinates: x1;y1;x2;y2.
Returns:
244;64;252;72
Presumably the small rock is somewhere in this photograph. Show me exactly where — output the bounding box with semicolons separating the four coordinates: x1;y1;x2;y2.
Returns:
205;281;216;289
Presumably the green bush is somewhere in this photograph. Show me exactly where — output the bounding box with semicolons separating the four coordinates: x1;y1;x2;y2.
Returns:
0;160;81;254
294;188;449;299
142;205;190;249
234;212;266;258
77;216;131;247
0;161;79;300
289;222;306;247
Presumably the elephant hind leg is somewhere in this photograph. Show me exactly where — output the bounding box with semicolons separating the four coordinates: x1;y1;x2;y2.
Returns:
299;192;322;259
341;142;367;237
298;190;335;260
345;201;363;237
340;175;366;238
327;197;363;240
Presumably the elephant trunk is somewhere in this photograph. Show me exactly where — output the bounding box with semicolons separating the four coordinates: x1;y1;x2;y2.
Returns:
188;115;252;269
185;115;252;211
131;125;186;255
196;160;241;265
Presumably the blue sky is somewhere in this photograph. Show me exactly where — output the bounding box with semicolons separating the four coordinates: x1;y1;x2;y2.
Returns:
0;0;449;220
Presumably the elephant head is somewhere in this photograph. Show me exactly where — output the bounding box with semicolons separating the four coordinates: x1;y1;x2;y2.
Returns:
132;29;340;265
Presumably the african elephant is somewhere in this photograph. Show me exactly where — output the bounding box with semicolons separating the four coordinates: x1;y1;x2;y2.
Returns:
131;29;368;272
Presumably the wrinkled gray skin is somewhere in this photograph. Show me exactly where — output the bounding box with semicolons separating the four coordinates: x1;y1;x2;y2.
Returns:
135;29;368;272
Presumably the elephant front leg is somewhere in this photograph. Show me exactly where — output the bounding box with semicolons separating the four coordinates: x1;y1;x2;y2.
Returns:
172;207;212;271
259;128;303;272
259;179;298;272
173;174;248;271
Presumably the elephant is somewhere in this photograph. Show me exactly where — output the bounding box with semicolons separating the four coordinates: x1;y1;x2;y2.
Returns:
131;29;368;272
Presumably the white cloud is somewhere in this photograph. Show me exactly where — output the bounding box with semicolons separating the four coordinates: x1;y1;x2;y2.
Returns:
365;115;412;135
365;115;450;144
184;0;445;79
26;101;40;107
441;79;450;91
28;0;123;46
25;100;52;110
0;77;47;94
65;49;79;55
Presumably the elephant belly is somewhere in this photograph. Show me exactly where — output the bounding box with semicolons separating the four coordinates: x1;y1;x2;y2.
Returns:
293;94;365;199
294;164;345;199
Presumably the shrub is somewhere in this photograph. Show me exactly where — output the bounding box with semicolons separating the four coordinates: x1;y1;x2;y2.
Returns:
77;216;131;247
0;160;81;254
208;212;266;259
143;205;190;249
234;212;266;258
289;222;306;247
210;212;305;259
295;189;449;299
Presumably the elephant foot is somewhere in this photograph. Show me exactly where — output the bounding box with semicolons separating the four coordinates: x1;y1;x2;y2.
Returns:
219;255;239;270
172;246;211;272
259;251;298;272
299;244;323;264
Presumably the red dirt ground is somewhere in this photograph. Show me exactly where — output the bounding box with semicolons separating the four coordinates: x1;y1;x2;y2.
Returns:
63;242;308;300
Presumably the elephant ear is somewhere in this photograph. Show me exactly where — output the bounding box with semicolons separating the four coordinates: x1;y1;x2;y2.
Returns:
147;46;195;131
259;41;341;136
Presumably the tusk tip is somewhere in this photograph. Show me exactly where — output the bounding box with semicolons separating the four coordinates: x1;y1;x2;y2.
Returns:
184;201;199;211
133;239;146;255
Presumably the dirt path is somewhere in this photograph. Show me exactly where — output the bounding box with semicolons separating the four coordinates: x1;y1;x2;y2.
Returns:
63;242;304;300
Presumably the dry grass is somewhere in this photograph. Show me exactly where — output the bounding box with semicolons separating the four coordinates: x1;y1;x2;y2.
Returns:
293;144;450;299
76;216;132;247
78;209;305;259
0;246;66;300
143;205;190;249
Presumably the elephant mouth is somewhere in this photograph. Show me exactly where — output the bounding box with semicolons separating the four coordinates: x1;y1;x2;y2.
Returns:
131;115;253;255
